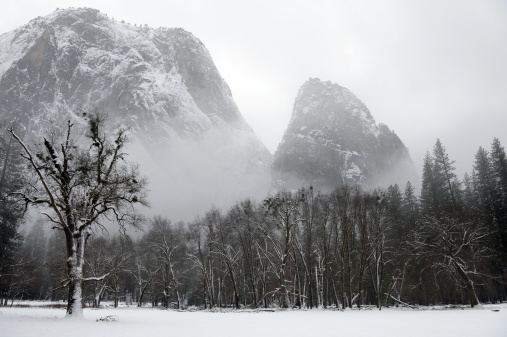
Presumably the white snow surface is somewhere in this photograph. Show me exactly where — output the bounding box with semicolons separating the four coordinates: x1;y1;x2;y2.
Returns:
1;303;506;337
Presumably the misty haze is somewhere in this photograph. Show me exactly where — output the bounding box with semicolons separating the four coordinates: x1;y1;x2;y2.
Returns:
1;3;506;337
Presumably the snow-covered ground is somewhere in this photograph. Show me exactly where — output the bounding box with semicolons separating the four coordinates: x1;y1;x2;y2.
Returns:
1;303;506;337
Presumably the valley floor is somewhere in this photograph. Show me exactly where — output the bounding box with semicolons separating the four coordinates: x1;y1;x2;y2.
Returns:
1;303;506;337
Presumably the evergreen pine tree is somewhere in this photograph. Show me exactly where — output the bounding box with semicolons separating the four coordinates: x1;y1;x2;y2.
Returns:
489;138;507;273
462;172;476;209
433;139;457;210
0;123;26;303
490;138;507;209
386;184;403;239
401;181;419;232
420;152;436;215
473;147;496;218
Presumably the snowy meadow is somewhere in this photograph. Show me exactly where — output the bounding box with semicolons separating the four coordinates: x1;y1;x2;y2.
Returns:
1;303;506;337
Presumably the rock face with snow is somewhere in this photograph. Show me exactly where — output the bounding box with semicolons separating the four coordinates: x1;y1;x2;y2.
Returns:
0;8;272;220
273;78;417;191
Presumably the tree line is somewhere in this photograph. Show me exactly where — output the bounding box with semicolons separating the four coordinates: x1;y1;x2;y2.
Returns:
1;122;506;310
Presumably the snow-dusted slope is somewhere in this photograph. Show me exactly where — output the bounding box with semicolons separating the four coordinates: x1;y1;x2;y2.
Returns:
0;8;272;220
273;78;417;191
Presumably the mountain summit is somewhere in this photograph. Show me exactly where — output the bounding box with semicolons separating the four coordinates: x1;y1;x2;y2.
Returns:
0;8;272;220
273;78;417;191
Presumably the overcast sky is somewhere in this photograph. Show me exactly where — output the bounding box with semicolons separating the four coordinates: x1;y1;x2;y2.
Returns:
1;0;506;178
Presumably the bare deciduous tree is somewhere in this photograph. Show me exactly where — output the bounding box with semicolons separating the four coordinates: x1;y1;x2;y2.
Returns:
9;111;148;317
410;216;491;307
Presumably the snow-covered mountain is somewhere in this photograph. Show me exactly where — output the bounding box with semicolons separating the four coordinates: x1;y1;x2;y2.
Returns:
273;78;418;191
0;8;272;220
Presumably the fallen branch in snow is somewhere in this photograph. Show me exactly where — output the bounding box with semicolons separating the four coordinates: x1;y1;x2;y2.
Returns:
97;315;119;322
387;295;417;309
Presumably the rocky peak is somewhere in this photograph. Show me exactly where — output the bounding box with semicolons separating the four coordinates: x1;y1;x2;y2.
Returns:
290;78;375;125
273;78;417;191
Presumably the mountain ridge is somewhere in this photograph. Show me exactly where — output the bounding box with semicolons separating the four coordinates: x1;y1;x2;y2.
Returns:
0;7;272;221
